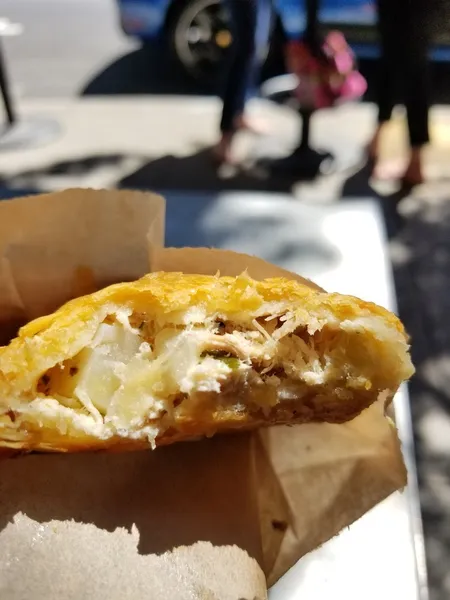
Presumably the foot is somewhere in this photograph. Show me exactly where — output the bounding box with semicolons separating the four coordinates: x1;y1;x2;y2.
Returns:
372;158;408;181
234;114;269;135
211;134;234;165
402;151;425;187
367;125;384;161
372;154;425;187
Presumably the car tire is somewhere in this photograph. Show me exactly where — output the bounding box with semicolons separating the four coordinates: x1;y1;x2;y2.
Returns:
167;0;232;82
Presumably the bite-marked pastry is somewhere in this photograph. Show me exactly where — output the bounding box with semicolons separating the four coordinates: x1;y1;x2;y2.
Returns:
0;272;414;452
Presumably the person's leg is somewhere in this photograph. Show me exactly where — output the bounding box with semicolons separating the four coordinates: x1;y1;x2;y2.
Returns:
214;0;258;162
368;0;399;160
236;0;273;131
252;0;273;87
214;0;257;161
402;3;430;185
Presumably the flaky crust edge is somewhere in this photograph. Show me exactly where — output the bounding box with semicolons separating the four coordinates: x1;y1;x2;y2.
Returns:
0;272;413;453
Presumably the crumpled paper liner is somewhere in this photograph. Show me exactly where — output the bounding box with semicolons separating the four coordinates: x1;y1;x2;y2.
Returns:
0;434;267;600
0;189;407;598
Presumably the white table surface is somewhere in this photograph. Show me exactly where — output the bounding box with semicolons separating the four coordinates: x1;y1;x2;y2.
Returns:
165;191;428;600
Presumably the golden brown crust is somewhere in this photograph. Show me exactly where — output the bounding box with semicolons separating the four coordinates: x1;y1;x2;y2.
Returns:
0;272;407;381
0;272;414;453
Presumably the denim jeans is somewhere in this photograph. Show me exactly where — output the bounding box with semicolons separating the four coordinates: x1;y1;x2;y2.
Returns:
220;0;273;133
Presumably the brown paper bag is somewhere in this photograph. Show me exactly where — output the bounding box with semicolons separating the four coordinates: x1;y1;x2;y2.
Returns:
0;436;267;600
0;190;267;600
0;189;406;599
151;248;407;585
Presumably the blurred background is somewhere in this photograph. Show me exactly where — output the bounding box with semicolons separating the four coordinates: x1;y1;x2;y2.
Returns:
0;1;450;599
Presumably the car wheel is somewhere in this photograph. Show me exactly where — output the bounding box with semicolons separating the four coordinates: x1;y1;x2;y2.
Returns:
167;0;233;81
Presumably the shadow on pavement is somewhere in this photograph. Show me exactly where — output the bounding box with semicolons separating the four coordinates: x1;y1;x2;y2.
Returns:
0;154;136;201
0;148;303;201
80;34;286;98
0;154;143;201
81;42;224;97
21;154;130;177
119;147;296;193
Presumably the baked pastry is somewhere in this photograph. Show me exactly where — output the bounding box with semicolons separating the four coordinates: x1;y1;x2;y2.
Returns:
0;272;414;452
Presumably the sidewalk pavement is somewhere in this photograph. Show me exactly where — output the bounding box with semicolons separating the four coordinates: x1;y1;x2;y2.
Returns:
1;96;450;600
1;96;449;196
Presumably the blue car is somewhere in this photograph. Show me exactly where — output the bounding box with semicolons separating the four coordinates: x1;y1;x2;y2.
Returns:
117;0;450;79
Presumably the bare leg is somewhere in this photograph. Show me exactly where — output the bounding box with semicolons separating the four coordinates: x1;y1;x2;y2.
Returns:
367;123;385;161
